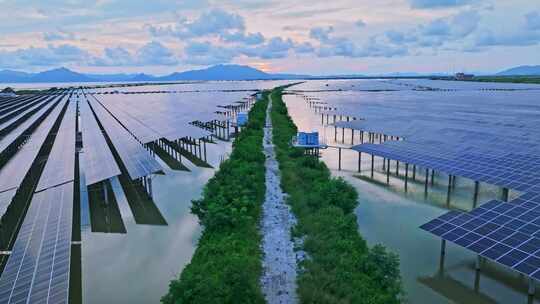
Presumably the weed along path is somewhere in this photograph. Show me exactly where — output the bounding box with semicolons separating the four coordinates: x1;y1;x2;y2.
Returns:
260;93;299;303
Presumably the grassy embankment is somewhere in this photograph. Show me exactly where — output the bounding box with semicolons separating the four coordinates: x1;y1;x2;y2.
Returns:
270;88;403;303
471;76;540;84
162;92;268;304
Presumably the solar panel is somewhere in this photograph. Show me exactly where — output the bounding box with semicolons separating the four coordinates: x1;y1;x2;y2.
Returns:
0;96;68;218
0;95;62;155
88;96;162;180
0;182;73;304
421;198;540;280
80;97;121;185
36;101;77;192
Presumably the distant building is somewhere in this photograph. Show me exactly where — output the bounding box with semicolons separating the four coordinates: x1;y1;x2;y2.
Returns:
455;73;474;81
0;87;17;97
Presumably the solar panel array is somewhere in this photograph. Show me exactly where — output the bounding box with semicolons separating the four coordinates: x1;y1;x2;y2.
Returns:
88;96;162;180
0;182;73;304
80;97;121;186
287;79;540;280
0;96;67;217
421;195;540;280
0;81;272;303
36;101;76;192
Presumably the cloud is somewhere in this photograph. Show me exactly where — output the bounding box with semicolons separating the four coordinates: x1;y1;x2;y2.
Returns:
410;0;474;9
183;41;235;65
309;26;334;43
526;11;540;30
0;44;91;68
43;29;76;41
355;19;366;28
308;26;408;58
136;41;178;65
420;10;480;38
91;42;178;66
221;31;265;45
474;30;540;47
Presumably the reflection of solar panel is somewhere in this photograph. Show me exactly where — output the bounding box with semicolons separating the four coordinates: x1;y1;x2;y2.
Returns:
36;101;76;192
80;98;121;185
0;182;73;304
88;96;162;180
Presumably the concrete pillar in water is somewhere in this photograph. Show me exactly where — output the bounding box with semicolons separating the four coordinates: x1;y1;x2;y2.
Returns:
424;169;429;195
439;239;446;271
103;181;109;205
371;154;374;178
405;163;409;192
447;175;452;206
148;176;153;198
501;188;509;202
357;152;361;173
338;148;342;171
386;159;391;184
473;181;480;208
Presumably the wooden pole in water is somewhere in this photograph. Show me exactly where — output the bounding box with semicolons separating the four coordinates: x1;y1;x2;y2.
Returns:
396;161;399;176
413;165;416;180
351;129;354;145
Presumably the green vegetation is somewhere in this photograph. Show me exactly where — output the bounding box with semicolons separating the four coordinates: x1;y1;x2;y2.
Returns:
270;88;403;303
162;92;268;304
472;76;540;84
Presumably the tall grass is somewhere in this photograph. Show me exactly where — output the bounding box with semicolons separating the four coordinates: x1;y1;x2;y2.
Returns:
162;93;268;304
270;88;403;304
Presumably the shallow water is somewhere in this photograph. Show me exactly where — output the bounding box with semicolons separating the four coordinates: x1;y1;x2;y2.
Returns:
80;139;231;304
283;93;539;304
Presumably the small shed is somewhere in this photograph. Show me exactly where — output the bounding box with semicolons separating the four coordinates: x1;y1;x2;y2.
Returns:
293;131;327;149
236;112;248;127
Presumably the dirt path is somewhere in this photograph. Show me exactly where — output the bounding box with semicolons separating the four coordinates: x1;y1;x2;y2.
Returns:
260;94;298;304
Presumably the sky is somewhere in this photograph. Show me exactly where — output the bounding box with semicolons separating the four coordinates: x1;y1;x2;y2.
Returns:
0;0;539;75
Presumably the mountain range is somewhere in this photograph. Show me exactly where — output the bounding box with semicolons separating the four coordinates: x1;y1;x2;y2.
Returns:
496;65;540;76
0;65;310;83
0;64;538;84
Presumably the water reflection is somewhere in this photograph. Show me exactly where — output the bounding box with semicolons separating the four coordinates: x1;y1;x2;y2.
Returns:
81;137;232;303
283;93;539;304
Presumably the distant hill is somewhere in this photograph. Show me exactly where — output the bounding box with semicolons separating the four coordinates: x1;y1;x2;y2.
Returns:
30;67;94;83
497;65;540;76
0;67;94;83
0;65;310;83
158;65;269;81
